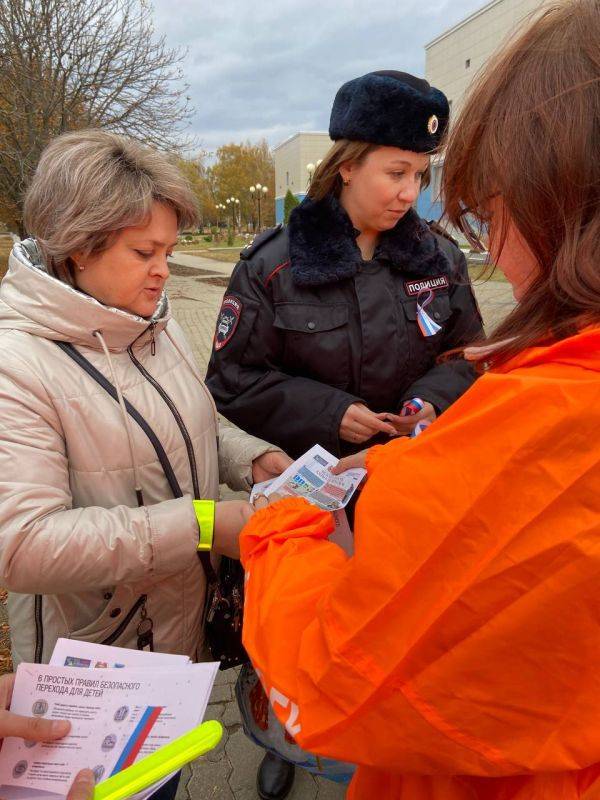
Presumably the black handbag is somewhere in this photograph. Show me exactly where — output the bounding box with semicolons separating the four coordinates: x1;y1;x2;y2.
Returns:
55;341;249;669
204;556;248;670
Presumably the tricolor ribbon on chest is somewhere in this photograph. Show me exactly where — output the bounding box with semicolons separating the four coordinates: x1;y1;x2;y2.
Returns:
416;289;442;337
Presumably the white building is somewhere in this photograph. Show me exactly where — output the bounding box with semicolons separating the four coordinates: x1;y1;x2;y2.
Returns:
273;132;332;224
420;0;549;220
273;1;549;225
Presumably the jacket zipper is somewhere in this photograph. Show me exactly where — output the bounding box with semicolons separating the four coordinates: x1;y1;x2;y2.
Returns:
127;340;201;498
34;594;44;663
100;594;147;646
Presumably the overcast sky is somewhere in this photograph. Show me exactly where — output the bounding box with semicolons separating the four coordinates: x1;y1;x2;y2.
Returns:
152;0;486;155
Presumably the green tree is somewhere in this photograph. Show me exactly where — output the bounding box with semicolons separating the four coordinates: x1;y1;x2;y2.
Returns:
283;189;300;223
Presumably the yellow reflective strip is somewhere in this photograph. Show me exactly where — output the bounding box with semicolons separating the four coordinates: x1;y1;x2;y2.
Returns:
193;500;215;551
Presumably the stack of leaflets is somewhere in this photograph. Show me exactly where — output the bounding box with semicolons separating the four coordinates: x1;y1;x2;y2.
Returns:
0;640;219;800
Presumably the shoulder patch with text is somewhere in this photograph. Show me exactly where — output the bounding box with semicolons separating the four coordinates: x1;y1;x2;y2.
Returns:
404;275;449;296
214;295;242;351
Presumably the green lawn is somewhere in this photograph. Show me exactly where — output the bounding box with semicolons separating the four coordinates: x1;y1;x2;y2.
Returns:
175;251;509;275
468;264;507;283
176;248;240;264
175;235;248;251
0;241;506;281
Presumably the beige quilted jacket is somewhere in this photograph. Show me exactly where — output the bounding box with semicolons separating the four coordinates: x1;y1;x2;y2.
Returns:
0;241;276;665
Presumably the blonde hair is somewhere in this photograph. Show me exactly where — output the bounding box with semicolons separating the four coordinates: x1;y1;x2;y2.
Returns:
23;129;199;282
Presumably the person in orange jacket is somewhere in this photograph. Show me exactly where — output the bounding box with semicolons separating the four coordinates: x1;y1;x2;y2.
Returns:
236;1;600;798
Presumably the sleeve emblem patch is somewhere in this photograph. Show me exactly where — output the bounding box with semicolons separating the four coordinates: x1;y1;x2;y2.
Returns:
214;295;242;350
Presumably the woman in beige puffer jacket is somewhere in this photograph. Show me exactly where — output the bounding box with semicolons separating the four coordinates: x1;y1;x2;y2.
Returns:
0;130;287;666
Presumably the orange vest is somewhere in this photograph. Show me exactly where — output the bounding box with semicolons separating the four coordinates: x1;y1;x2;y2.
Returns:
240;328;600;799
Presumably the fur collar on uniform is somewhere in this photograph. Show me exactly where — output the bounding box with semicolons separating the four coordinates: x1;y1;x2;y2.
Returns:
288;193;450;287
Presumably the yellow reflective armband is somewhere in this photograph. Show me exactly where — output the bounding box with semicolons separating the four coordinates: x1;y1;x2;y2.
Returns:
193;500;215;551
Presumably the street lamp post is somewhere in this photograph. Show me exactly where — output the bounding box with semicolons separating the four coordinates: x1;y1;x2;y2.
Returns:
249;185;256;231
249;184;269;232
306;160;323;189
225;198;232;241
226;196;239;234
225;197;239;244
216;203;226;240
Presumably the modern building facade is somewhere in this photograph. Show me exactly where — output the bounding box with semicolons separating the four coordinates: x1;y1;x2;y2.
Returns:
418;0;549;221
273;132;331;224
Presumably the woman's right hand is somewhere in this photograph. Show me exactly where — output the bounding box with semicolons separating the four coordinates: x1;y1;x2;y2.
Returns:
330;450;369;474
212;500;255;559
339;403;396;444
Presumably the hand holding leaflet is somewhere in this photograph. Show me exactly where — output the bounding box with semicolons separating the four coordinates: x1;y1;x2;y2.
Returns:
251;445;365;512
251;445;362;557
0;641;220;800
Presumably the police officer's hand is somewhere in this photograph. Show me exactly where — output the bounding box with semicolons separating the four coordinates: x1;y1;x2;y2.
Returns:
212;500;255;559
376;402;436;436
0;674;95;800
339;403;397;443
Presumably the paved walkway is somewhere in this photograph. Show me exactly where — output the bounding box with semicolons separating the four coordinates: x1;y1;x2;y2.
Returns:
167;252;515;800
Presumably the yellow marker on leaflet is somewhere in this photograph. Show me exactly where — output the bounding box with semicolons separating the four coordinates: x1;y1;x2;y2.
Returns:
94;720;223;800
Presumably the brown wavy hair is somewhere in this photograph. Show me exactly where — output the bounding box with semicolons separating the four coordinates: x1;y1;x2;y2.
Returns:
443;0;600;365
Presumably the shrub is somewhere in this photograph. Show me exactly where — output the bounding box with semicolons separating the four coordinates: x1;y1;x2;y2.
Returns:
284;189;300;223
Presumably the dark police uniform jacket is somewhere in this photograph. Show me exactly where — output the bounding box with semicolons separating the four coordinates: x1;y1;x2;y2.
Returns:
206;195;483;459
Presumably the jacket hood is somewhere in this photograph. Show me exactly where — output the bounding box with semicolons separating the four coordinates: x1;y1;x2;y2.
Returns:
0;239;171;351
497;326;600;374
287;194;451;287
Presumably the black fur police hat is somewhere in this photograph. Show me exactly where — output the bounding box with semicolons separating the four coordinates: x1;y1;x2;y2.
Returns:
329;70;449;152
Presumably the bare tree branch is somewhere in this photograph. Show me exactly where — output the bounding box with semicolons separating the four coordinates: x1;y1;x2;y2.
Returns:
0;0;193;233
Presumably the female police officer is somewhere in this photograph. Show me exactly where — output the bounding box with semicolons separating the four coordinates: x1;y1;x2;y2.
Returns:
207;71;483;462
207;72;484;798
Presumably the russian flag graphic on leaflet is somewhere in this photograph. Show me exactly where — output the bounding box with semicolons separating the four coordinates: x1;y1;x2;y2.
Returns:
110;706;164;775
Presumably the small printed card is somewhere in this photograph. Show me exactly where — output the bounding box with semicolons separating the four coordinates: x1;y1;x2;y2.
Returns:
251;445;365;512
250;445;363;557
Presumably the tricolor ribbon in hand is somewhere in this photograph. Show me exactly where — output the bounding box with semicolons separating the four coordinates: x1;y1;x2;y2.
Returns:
400;397;431;438
400;397;425;417
416;289;442;337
